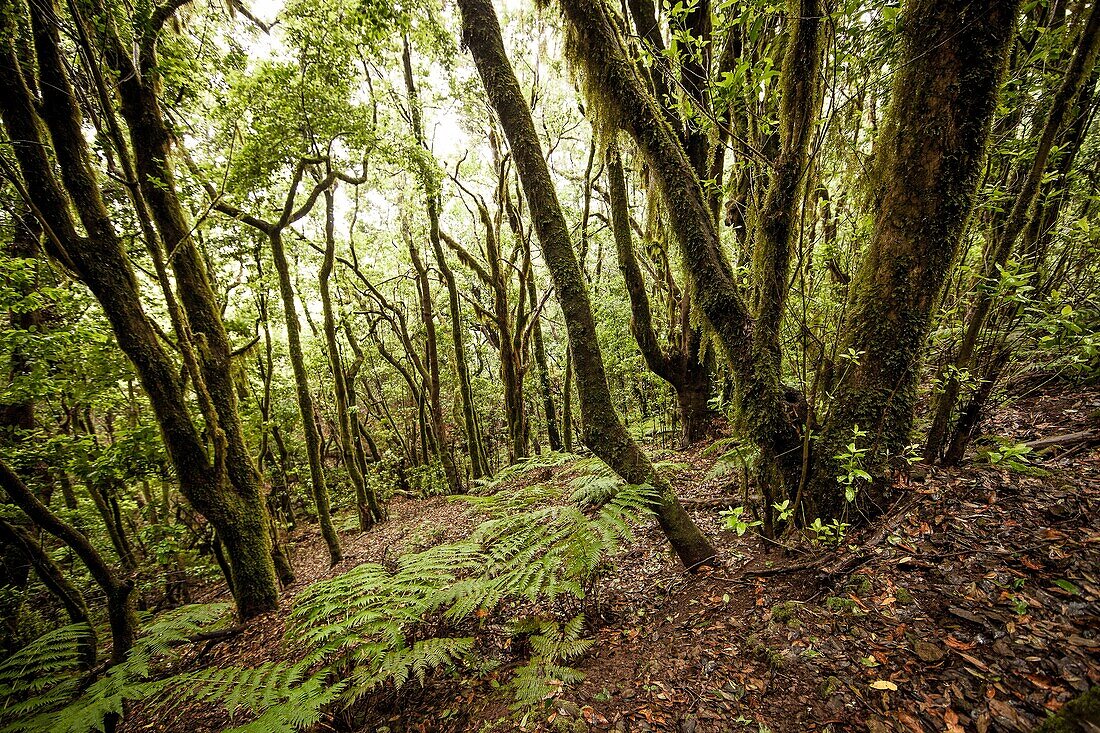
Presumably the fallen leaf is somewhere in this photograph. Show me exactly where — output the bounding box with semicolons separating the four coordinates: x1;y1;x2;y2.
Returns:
870;680;899;691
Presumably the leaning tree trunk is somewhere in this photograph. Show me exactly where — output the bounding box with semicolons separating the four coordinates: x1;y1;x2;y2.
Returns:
0;517;96;668
924;0;1100;463
402;38;491;480
552;0;805;519
807;0;1021;517
0;459;136;665
457;0;717;569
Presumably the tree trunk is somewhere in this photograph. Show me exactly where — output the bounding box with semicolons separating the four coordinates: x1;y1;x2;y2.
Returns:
0;459;136;664
0;517;96;667
320;189;381;530
808;0;1020;517
0;5;280;619
527;266;562;452
402;38;491;480
405;229;462;492
605;142;718;446
268;227;343;564
458;0;717;569
925;0;1100;463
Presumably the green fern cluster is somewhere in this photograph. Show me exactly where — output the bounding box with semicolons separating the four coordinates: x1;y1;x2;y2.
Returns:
287;470;656;713
1;458;653;731
0;603;339;733
472;450;578;491
508;614;593;710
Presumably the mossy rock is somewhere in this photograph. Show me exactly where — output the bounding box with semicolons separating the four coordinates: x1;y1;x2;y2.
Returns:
818;675;842;699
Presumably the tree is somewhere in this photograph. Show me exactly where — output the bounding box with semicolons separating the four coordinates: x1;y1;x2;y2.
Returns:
457;0;717;569
546;0;1019;523
0;0;281;619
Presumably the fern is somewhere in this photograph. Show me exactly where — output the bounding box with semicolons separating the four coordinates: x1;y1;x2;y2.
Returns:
507;614;592;710
3;456;650;731
0;603;338;733
287;460;653;716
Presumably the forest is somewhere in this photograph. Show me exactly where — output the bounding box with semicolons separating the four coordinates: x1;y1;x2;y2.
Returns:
0;0;1099;730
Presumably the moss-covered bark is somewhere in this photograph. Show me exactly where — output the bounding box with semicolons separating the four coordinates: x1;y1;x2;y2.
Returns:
926;0;1100;464
0;459;135;664
402;38;491;480
269;226;343;564
527;263;563;452
321;190;383;530
605;142;717;445
0;0;280;619
458;0;716;569
1033;686;1100;732
807;0;1020;518
553;0;805;519
0;516;95;667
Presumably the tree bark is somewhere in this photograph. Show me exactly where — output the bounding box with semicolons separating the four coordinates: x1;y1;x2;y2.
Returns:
269;228;343;564
0;517;96;667
402;38;491;480
808;0;1020;516
925;0;1100;463
605;142;717;445
320;188;383;529
458;0;717;569
0;459;135;665
0;2;280;619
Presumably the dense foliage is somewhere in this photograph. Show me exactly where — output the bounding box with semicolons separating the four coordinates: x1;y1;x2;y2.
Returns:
0;0;1098;728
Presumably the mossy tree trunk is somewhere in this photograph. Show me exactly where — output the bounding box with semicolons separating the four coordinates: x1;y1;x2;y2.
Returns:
0;0;280;620
213;163;344;565
0;516;96;667
404;225;463;493
605;142;718;446
458;0;717;569
320;189;384;530
924;0;1100;464
0;459;135;665
553;0;814;523
527;261;563;452
807;0;1021;517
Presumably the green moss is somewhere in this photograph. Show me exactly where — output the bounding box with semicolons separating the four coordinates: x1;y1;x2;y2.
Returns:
1034;687;1100;732
771;601;798;623
818;676;842;699
826;596;857;613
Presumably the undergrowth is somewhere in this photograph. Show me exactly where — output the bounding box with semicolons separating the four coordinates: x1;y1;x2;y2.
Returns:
0;453;651;731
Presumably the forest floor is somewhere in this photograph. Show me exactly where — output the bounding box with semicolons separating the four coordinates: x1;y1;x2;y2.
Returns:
137;384;1100;733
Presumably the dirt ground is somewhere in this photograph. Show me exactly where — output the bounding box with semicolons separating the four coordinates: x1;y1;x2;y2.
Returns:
130;384;1100;733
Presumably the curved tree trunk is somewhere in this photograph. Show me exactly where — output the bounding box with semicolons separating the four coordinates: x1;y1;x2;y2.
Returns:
320;189;383;529
0;459;135;665
458;0;717;569
269;227;343;564
0;517;96;668
402;38;491;480
605;143;718;446
0;4;280;619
